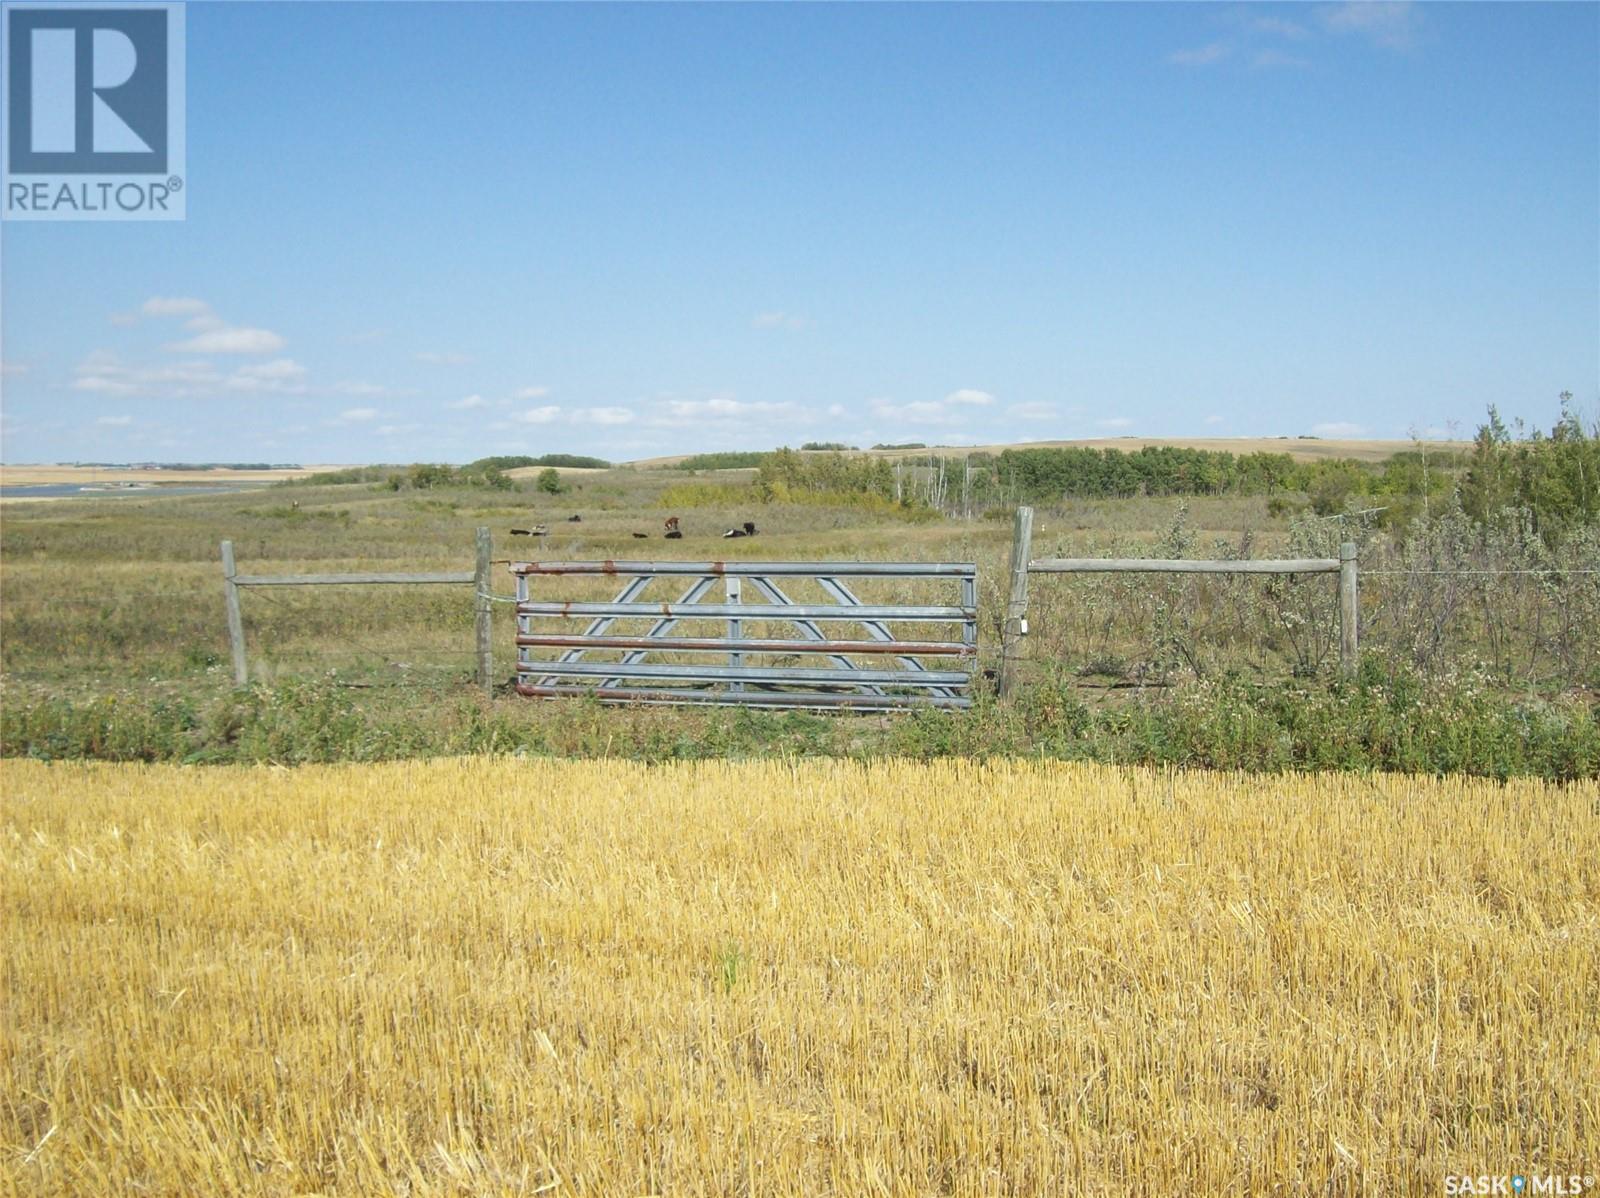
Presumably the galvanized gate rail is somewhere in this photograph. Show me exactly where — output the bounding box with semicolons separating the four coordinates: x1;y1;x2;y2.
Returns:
511;560;978;710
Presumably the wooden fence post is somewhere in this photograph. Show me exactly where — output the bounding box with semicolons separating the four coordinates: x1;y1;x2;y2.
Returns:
220;540;248;686
998;505;1034;699
1339;541;1359;678
475;526;493;698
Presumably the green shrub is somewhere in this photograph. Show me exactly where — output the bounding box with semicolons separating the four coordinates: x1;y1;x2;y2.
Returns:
4;667;1594;780
673;452;767;471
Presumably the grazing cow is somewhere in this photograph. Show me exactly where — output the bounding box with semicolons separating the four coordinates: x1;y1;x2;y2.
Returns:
743;521;757;536
664;515;683;540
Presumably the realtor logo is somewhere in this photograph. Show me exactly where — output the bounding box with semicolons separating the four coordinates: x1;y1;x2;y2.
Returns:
3;2;185;220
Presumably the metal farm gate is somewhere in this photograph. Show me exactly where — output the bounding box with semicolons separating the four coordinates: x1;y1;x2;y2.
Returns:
511;560;978;710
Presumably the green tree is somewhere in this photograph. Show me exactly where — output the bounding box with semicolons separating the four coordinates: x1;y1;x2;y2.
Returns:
407;463;455;490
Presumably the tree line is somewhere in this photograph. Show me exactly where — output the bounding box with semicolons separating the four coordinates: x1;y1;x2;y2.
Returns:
732;402;1597;546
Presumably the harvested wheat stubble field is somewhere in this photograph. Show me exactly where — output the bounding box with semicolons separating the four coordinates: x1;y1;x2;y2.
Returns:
3;759;1596;1196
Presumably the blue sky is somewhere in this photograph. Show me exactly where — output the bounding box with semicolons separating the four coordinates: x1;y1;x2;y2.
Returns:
1;0;1596;464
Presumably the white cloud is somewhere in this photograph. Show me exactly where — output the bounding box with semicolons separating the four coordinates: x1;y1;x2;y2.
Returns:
576;406;635;426
414;350;473;366
513;385;551;400
871;388;997;426
71;353;226;396
71;351;311;399
331;380;396;397
141;296;212;318
337;407;379;423
871;399;956;426
1246;15;1310;38
95;415;133;427
665;397;795;421
167;326;286;355
224;355;307;391
505;402;638;427
752;311;809;331
0;359;29;376
234;358;305;381
1097;417;1134;430
376;424;421;437
1168;42;1231;65
1008;402;1057;421
123;298;286;356
1169;7;1349;72
448;394;489;410
826;403;847;417
1204;414;1225;426
224;358;307;394
1320;1;1418;48
1311;421;1366;437
73;376;140;395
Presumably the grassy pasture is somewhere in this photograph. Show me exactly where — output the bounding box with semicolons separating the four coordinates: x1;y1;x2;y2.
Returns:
0;465;1594;776
0;470;1295;691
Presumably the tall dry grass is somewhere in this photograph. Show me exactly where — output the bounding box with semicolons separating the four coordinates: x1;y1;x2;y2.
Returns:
3;758;1596;1195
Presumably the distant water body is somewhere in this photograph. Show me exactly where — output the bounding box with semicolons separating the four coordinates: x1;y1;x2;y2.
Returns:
0;483;274;499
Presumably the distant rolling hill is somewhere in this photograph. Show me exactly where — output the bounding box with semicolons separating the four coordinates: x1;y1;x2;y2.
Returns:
630;437;1466;468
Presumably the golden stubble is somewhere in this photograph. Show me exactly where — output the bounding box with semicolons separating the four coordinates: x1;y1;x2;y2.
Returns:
3;758;1596;1196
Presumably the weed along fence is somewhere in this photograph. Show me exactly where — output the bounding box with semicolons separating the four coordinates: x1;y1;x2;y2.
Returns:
997;505;1360;697
219;528;496;695
510;559;978;711
218;521;1354;708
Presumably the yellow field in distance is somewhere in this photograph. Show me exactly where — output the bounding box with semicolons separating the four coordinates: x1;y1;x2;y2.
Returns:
3;758;1595;1195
